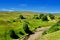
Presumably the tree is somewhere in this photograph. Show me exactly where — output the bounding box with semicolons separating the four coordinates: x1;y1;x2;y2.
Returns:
41;15;49;21
39;14;44;19
49;14;55;20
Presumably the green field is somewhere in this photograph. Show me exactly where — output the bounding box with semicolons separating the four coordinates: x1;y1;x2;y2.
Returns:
0;12;60;40
38;30;60;40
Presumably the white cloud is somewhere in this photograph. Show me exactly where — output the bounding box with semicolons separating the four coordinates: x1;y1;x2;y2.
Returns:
1;8;15;11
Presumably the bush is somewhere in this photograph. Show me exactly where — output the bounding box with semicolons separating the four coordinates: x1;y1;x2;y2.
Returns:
19;31;24;35
49;14;55;20
10;30;19;39
13;20;16;22
33;15;39;19
7;21;11;23
24;21;29;24
19;15;25;19
39;14;44;19
58;17;60;19
42;31;47;35
38;26;41;28
23;22;34;35
41;15;49;21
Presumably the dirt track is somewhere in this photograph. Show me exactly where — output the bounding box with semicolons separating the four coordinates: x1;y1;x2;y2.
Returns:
27;27;49;40
17;27;50;40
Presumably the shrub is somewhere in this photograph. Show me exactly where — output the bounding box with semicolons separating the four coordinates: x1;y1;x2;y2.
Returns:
58;17;60;19
41;15;49;21
38;26;41;28
39;14;44;19
19;15;25;19
23;22;34;35
33;15;39;19
49;14;55;20
24;21;29;24
42;31;47;35
19;31;24;35
7;21;11;23
13;20;16;22
10;30;19;39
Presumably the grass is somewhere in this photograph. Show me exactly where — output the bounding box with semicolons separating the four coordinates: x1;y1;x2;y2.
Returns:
42;20;60;35
0;12;59;40
38;30;60;40
38;20;60;40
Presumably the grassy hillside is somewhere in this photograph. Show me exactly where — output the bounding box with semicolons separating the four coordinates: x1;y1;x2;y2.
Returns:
38;17;60;40
42;20;60;35
38;30;60;40
0;12;59;40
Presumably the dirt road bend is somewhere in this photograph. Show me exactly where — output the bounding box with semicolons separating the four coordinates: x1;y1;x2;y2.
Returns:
27;27;49;40
17;27;50;40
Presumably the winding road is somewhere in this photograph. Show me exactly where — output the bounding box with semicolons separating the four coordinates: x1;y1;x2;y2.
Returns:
27;27;49;40
17;27;50;40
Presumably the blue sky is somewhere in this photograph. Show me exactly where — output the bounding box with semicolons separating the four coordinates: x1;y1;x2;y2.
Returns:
0;0;60;13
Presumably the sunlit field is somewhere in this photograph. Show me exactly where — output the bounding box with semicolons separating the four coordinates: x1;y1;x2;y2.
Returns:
0;12;60;40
